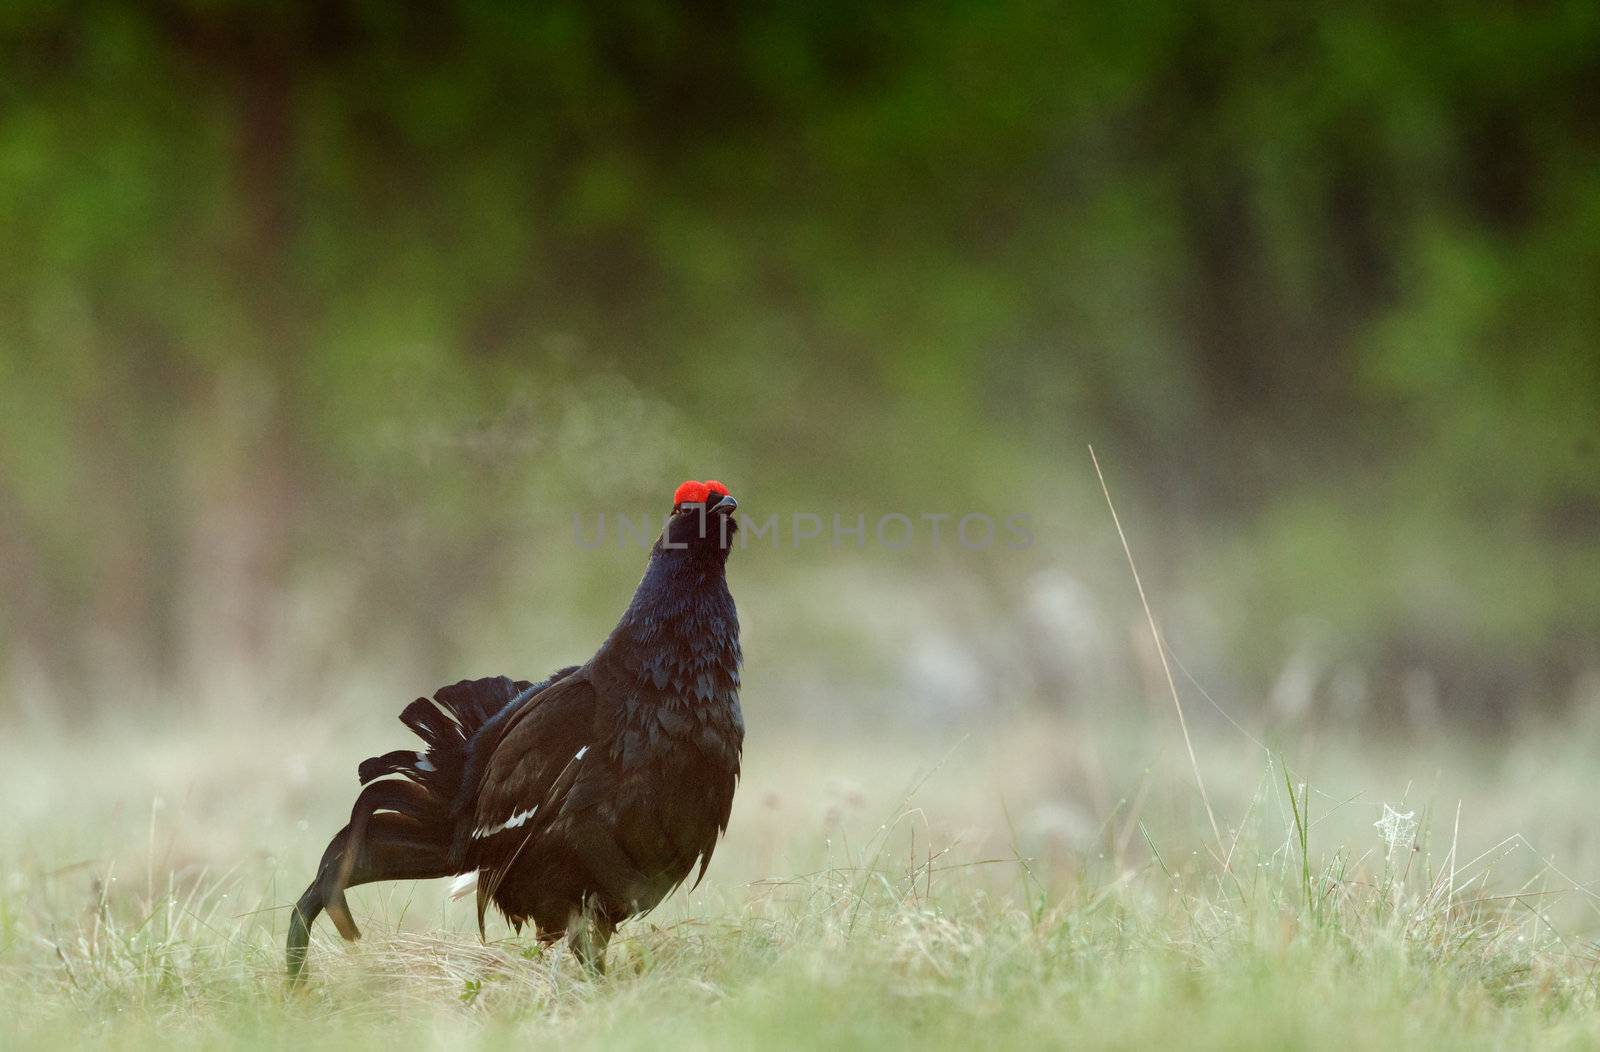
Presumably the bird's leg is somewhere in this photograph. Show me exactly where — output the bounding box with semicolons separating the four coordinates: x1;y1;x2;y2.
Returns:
566;902;614;975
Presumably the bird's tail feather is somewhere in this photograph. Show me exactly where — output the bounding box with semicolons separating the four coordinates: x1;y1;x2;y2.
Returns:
288;675;539;981
286;812;452;980
337;676;537;886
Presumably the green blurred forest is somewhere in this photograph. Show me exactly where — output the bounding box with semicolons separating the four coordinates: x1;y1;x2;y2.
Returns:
2;2;1598;726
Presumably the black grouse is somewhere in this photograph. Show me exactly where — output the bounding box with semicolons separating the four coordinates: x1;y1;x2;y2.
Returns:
288;479;743;978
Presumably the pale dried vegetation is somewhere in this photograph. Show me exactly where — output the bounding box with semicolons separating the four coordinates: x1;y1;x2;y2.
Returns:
5;700;1600;1050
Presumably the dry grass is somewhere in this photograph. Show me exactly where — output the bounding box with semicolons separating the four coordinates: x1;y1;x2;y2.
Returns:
5;703;1600;1049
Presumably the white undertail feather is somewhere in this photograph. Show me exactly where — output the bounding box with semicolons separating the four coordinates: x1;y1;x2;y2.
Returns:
448;871;478;901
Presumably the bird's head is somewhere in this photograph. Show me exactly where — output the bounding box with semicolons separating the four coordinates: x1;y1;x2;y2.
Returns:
666;479;739;553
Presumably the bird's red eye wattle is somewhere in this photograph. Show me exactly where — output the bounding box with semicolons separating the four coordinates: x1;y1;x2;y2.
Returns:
673;480;710;508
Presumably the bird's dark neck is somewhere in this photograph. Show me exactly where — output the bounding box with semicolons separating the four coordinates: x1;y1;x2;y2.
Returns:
596;539;741;698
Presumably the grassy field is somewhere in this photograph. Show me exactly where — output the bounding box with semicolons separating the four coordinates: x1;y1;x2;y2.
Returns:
5;700;1600;1050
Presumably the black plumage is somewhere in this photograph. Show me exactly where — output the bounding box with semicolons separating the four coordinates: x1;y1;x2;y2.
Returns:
288;482;743;979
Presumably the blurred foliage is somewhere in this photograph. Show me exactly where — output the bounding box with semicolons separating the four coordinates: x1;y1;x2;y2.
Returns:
1;1;1598;720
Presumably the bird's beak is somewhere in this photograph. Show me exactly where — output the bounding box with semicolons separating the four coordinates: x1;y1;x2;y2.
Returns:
710;494;737;514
